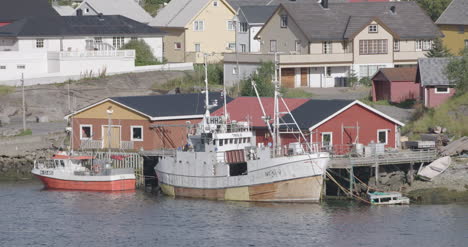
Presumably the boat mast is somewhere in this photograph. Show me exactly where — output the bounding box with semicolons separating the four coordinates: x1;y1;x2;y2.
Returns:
273;52;280;157
204;53;210;118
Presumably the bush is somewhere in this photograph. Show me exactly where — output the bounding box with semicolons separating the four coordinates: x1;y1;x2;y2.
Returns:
0;85;14;95
240;61;275;97
120;40;160;66
359;77;372;87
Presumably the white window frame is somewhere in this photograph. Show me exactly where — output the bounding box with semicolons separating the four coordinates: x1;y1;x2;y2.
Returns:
36;38;44;48
193;20;204;31
435;87;450;94
0;65;6;70
131;125;143;142
295;40;301;52
321;132;333;149
113;37;125;49
377;129;388;145
213;1;218;7
80;125;93;140
270;40;277;52
227;20;235;31
239;22;248;33
240;44;247;53
416;40;433;51
465;39;468;48
195;43;201;52
280;15;288;28
227;42;236;50
232;66;238;75
393;40;400;51
94;37;102;44
368;25;378;33
174;42;181;50
326;67;332;77
323;41;332;54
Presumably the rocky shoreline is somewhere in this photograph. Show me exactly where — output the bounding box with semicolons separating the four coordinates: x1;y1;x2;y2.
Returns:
0;150;54;181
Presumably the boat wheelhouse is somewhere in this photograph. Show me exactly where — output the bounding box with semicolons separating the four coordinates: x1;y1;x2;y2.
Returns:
367;191;410;205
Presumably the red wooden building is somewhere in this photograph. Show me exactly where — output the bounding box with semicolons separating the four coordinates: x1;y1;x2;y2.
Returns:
417;57;457;108
282;100;405;154
211;97;308;145
65;93;229;151
371;67;419;103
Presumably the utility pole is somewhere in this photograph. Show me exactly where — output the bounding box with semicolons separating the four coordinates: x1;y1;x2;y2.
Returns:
21;73;26;131
273;52;280;157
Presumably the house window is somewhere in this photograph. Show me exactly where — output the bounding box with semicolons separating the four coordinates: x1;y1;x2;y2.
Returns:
36;39;44;48
174;42;182;50
193;20;204;31
360;65;386;78
94;37;102;44
240;22;248;33
85;8;90;13
195;43;201;52
377;129;388;145
323;42;332;54
232;66;238;75
80;125;92;140
326;67;332;77
240;44;247;53
368;25;378;33
270;40;277;52
227;42;236;50
227;20;235;31
280;15;288;28
113;37;125;48
17;65;25;69
359;39;388;55
321;132;332;151
0;65;5;70
131;37;138;41
343;41;352;53
435;87;450;94
213;1;218;6
415;40;432;51
458;25;465;34
465;40;468;48
393;40;400;51
131;126;143;141
295;40;301;52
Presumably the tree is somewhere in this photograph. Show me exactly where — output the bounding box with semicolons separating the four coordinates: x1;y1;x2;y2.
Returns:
411;0;452;22
445;48;468;95
120;40;158;66
426;38;452;57
240;62;275;97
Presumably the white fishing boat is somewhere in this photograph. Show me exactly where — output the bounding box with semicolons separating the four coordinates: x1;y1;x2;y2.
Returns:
417;156;452;181
155;54;329;202
367;191;410;205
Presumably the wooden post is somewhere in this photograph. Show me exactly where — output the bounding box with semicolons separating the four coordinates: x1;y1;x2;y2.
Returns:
409;162;414;185
21;73;26;131
375;163;379;185
349;166;354;197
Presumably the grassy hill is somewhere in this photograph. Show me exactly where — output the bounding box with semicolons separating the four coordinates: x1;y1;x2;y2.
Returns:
403;92;468;139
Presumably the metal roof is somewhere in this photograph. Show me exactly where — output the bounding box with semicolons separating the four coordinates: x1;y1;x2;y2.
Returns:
0;15;164;37
436;0;468;26
279;1;442;41
150;0;212;28
80;0;153;23
418;57;456;87
239;5;277;24
373;67;417;82
0;0;59;22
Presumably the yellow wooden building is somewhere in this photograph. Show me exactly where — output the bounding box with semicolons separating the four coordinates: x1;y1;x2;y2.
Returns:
436;0;468;55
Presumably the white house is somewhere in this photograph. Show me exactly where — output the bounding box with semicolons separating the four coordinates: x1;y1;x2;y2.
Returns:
75;0;153;24
0;15;164;84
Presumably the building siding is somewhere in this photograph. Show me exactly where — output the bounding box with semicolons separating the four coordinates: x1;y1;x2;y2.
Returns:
425;86;456;108
439;24;468;55
310;104;398;154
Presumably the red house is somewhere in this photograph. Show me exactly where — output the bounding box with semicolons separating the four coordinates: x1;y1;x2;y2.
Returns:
371;67;419;103
417;57;457;108
211;97;308;145
282;100;405;154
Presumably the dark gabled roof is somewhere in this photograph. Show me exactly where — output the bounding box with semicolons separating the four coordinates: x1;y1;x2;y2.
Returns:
280;99;354;130
417;57;456;87
436;0;468;26
239;6;277;24
0;0;59;23
0;15;164;37
373;67;417;82
110;92;231;119
279;1;441;41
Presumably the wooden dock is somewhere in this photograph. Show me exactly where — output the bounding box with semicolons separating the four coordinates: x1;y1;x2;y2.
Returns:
329;150;438;168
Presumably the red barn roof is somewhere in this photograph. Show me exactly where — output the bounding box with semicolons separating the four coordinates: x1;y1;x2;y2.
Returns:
373;67;417;82
212;97;309;128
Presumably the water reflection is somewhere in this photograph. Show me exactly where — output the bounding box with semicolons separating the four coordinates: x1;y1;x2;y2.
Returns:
0;181;467;247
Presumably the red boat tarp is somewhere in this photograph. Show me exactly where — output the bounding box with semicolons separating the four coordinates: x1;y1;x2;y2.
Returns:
52;155;94;160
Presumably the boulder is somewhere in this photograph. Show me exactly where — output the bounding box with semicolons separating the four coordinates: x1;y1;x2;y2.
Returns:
38;115;49;123
0;114;10;126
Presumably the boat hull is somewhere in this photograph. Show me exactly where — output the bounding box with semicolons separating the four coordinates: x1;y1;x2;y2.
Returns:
159;175;323;202
33;174;136;191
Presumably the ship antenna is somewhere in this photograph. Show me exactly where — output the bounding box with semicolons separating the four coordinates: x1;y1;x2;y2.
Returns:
273;52;280;157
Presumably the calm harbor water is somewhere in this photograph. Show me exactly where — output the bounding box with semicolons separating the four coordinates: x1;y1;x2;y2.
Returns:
1;180;467;247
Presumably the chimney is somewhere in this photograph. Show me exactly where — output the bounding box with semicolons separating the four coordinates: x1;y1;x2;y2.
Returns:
390;6;396;14
320;0;328;9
